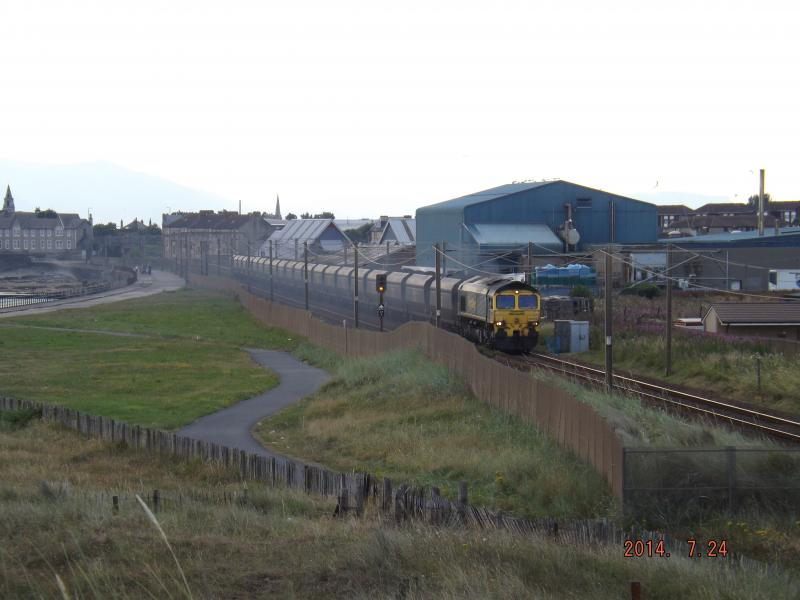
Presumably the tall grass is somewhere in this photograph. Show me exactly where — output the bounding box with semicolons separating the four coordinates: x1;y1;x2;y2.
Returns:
261;348;613;519
2;417;798;597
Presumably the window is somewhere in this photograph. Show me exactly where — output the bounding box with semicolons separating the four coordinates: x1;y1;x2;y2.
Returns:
23;239;28;249
41;240;45;249
23;229;28;237
459;295;466;311
56;227;63;236
495;295;515;309
13;226;19;237
47;229;52;237
3;240;8;249
40;229;45;237
576;197;592;208
56;240;62;249
13;239;19;249
47;239;52;249
519;295;538;309
66;239;72;249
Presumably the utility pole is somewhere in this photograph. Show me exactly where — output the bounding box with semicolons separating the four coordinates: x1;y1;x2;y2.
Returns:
441;241;447;276
303;241;309;310
269;239;274;302
665;244;673;377
758;168;765;236
604;246;613;392
434;243;442;327
246;239;251;293
353;242;359;328
295;238;299;260
527;241;533;285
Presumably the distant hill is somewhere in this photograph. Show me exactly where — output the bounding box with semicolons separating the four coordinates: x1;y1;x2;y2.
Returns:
0;159;235;226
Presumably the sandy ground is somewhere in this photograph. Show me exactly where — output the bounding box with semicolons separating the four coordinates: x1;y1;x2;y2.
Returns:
0;269;185;318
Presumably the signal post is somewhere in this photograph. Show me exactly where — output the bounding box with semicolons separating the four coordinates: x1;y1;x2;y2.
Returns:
376;273;387;332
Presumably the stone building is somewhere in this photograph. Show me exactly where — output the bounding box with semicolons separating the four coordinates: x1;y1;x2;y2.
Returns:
161;210;275;262
0;186;93;257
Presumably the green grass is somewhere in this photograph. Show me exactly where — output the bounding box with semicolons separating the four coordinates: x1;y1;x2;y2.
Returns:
0;288;294;429
257;346;613;520
0;326;277;429
2;420;797;599
582;331;800;414
6;287;299;350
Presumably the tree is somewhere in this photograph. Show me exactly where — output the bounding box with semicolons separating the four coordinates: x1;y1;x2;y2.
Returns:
299;211;335;219
747;193;771;207
300;212;312;219
34;207;58;218
286;212;297;220
146;223;161;235
344;222;373;244
93;222;118;236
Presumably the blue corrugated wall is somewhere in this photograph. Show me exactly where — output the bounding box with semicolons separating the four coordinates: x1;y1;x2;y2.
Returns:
416;181;658;268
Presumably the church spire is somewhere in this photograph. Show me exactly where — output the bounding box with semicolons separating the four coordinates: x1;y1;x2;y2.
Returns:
275;194;282;220
3;185;14;215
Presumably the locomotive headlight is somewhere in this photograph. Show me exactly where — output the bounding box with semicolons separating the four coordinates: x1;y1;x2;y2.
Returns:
495;320;504;327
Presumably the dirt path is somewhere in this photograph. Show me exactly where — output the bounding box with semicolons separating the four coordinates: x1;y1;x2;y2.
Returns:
177;349;330;458
0;269;184;318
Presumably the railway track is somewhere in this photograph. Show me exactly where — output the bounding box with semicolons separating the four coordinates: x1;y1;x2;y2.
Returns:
514;352;800;444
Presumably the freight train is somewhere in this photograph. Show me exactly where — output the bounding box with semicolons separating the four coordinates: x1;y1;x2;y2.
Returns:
232;256;541;352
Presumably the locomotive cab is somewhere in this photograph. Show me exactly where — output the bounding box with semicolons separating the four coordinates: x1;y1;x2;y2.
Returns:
457;277;541;352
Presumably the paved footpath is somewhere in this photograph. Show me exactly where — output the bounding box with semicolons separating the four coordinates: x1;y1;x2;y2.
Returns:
178;349;330;458
0;269;184;318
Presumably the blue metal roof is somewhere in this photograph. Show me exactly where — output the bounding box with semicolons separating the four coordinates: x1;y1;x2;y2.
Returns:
418;181;555;213
660;227;800;244
466;223;562;250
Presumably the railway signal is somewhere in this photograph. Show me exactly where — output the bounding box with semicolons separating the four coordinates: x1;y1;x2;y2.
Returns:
376;274;387;331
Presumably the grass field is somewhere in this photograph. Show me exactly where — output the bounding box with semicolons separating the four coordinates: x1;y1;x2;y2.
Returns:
6;287;299;350
2;416;796;599
256;346;614;520
0;288;291;429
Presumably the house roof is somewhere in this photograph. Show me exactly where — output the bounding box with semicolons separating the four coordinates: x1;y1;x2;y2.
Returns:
0;211;84;229
165;211;253;230
657;204;694;214
706;302;800;325
659;227;800;244
694;202;753;215
465;223;562;251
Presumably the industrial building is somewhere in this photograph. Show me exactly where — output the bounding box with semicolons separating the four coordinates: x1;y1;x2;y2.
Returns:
656;228;800;291
259;218;350;260
415;180;658;273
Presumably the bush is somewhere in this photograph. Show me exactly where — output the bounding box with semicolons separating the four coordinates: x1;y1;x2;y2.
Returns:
621;283;661;299
570;285;593;299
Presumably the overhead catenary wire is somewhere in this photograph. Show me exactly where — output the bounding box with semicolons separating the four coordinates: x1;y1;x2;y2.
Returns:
599;249;800;303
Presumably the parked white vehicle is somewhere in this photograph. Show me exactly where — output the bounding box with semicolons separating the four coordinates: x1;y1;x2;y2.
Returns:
768;270;800;291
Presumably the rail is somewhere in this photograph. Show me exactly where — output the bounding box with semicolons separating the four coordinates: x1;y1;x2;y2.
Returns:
516;352;800;444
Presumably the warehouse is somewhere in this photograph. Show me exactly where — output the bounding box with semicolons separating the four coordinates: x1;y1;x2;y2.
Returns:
415;180;658;273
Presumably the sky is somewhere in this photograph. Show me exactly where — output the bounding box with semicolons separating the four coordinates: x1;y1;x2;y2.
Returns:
1;0;799;224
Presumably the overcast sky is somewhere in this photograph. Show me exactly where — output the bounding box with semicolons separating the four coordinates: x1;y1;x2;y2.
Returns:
1;0;799;221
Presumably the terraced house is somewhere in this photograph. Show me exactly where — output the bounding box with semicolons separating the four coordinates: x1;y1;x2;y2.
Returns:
0;186;93;257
